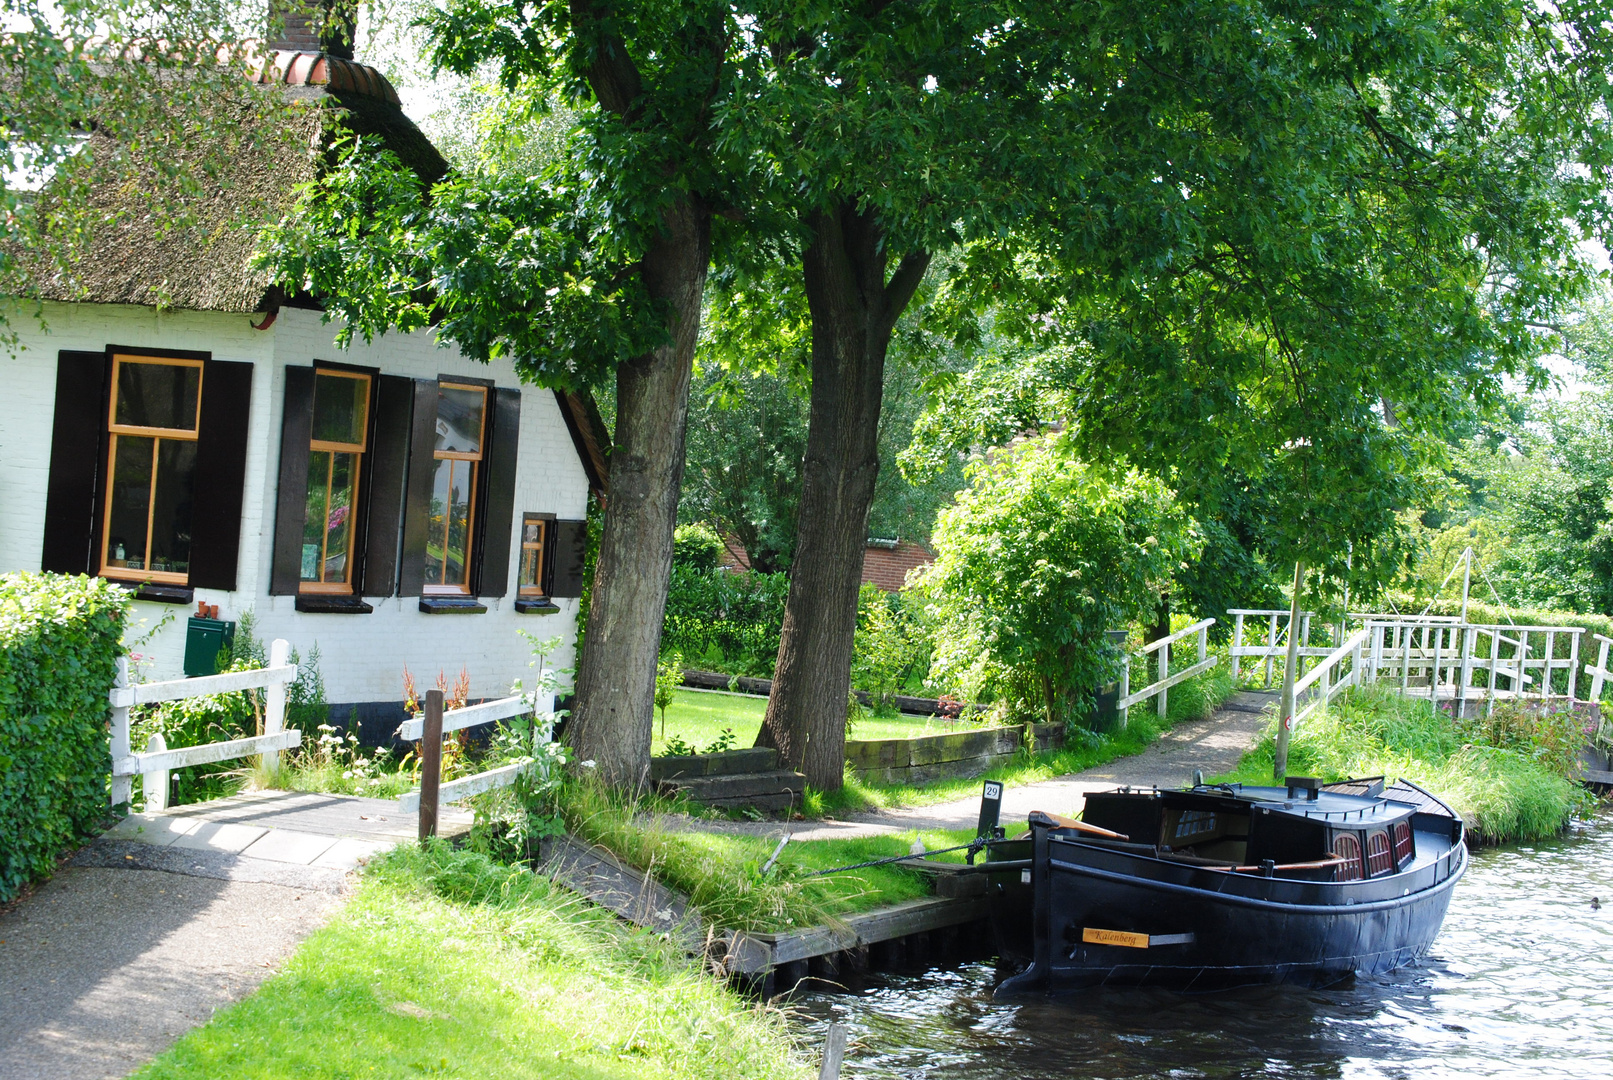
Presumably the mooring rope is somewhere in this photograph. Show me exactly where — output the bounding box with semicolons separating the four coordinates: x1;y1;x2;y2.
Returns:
802;841;981;877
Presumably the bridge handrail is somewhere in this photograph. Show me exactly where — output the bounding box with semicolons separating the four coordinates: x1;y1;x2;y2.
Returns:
1118;619;1217;722
1291;628;1371;727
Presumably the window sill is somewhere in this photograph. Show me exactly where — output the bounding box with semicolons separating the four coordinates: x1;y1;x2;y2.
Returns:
295;595;374;614
111;582;195;605
419;597;488;615
515;597;560;615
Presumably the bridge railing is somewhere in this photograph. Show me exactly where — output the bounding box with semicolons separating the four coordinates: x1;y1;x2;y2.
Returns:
1291;628;1371;727
109;639;299;810
1118;618;1218;725
395;692;541;834
1227;609;1342;686
1362;620;1583;714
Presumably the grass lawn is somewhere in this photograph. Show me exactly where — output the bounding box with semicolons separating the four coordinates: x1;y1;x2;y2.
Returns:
652;688;969;755
134;843;809;1080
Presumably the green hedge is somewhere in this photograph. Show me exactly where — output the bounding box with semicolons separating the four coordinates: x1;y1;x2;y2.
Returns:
661;566;789;675
0;573;130;902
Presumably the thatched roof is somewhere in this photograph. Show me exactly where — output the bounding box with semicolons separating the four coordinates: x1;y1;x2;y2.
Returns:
12;51;446;314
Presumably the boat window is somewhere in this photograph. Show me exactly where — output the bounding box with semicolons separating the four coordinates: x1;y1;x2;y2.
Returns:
1392;820;1414;865
1333;833;1363;881
1366;830;1393;875
1171;809;1217;843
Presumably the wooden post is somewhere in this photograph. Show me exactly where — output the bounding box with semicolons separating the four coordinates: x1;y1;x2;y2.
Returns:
110;656;132;808
1544;630;1557;700
1274;562;1305;781
1157;638;1170;720
1429;625;1443;708
419;689;444;841
1400;623;1412;694
1486;626;1500;717
1118;656;1130;730
142;732;170;812
818;1022;848;1080
1231;613;1244;682
1591;637;1611;702
263;638;291;775
1198;624;1208;665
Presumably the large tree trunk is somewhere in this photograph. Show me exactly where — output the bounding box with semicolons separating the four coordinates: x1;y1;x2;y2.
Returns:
759;202;928;790
568;197;711;787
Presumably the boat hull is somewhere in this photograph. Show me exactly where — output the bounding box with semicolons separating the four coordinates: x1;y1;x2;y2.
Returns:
992;829;1466;994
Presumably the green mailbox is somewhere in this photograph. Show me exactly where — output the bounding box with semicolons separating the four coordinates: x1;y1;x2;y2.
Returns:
184;617;236;678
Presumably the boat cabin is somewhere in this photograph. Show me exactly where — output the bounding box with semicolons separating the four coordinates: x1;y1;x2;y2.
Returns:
1080;778;1425;881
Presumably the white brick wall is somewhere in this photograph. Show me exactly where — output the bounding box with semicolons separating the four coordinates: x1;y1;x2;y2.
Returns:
1;301;590;704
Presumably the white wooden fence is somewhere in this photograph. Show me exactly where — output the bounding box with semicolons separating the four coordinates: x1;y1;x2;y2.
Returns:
1118;618;1218;726
110;639;299;810
1289;627;1372;727
1361;619;1583;714
396;694;538;817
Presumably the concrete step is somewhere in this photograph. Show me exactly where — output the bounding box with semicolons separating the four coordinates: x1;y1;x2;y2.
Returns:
659;768;807;813
650;747;779;782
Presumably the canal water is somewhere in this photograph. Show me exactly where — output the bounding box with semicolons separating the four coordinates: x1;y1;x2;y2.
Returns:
794;811;1613;1078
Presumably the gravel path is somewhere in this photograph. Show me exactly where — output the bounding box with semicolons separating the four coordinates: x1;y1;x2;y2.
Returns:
0;841;349;1080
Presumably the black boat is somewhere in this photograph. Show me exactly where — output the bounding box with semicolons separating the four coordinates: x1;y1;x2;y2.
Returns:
984;776;1467;993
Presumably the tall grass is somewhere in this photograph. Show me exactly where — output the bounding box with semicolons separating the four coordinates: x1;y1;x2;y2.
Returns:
562;782;968;932
1213;686;1588;843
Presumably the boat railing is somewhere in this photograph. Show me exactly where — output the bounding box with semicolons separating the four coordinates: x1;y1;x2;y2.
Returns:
1118;618;1217;726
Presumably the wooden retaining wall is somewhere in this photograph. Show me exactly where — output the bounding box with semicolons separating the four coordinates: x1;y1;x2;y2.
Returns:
845;722;1065;785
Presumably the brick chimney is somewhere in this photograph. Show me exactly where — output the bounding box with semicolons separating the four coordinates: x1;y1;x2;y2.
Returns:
268;1;356;59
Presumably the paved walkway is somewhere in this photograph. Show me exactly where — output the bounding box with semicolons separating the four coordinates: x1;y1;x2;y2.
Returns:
0;792;471;1080
659;690;1278;841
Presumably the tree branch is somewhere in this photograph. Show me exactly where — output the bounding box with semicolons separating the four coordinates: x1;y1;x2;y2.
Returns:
881;249;931;333
569;0;642;118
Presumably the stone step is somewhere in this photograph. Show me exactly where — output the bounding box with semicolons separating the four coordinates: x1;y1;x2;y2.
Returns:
649;747;779;782
658;768;807;811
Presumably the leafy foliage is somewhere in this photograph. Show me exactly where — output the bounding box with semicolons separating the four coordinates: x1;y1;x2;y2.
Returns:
0;572;130;902
922;438;1200;727
670;522;724;572
851;584;932;711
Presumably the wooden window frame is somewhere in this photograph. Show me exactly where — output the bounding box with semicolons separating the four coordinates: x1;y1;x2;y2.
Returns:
1391;820;1414;866
300;369;374;595
1365;829;1394;876
1332;832;1364;882
518;512;555;598
423;382;489;596
99;353;205;586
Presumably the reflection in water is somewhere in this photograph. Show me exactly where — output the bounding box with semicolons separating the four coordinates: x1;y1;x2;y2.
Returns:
794;813;1613;1079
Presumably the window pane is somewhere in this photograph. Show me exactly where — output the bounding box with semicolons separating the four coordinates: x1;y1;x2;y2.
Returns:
426;457;472;587
106;436;154;569
522;519;543;545
435;385;485;455
521;547;542;590
115;360;199;432
302;450;331;581
323;452;357;582
312;372;368;446
149;440;197;574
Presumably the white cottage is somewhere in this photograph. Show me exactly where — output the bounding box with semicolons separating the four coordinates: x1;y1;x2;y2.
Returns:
0;43;608;735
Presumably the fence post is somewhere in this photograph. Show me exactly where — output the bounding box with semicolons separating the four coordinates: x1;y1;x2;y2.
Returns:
1198;624;1208;666
1157;639;1170;720
1567;631;1580;705
418;689;444;841
1591;638;1609;703
263;638;291;774
110;656;132;809
1231;613;1244;682
1119;657;1130;730
142;732;170;812
1265;615;1277;687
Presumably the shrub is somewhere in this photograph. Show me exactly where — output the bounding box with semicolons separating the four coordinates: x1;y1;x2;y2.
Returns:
851;583;932;710
0;573;131;902
661;565;789;675
671;522;726;571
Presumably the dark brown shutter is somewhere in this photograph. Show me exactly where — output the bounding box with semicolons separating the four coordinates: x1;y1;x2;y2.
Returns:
550;519;588;598
188;359;253;591
41;351;112;574
269;366;316;595
358;374;414;596
473;387;521;597
396;377;439;596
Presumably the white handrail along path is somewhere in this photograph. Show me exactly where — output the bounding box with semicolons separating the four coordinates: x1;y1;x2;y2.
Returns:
109;638;300;811
1118;618;1218;725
